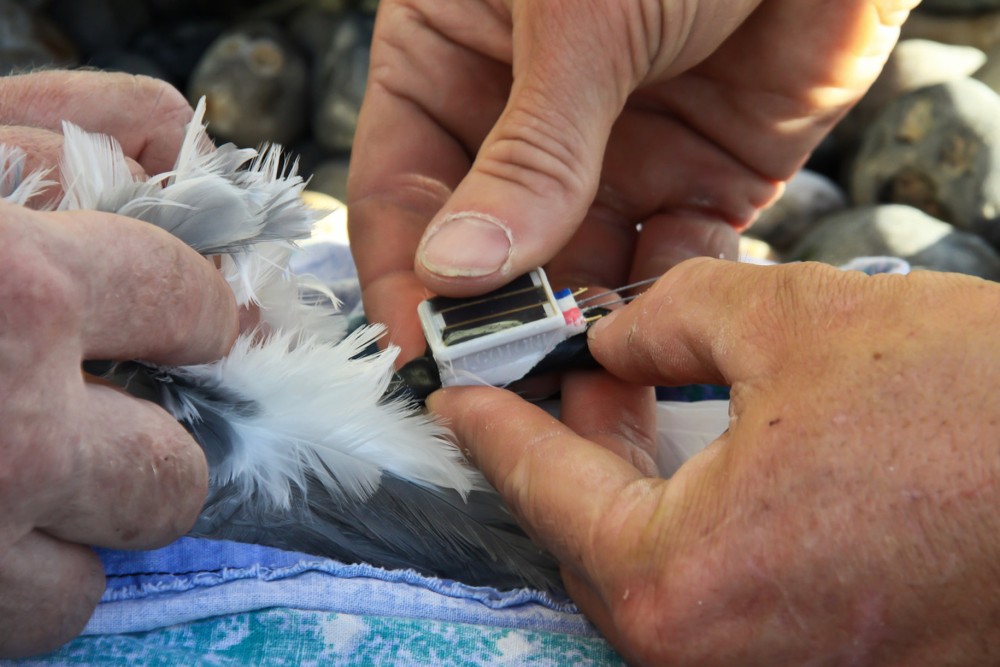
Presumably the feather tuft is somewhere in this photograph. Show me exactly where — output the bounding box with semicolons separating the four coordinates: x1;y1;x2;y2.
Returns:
164;326;478;510
0;145;54;206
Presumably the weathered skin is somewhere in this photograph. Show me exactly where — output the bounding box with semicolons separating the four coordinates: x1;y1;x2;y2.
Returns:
431;257;1000;665
0;71;239;658
349;0;920;361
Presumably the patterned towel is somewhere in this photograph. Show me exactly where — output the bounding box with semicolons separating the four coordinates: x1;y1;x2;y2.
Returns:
10;537;624;666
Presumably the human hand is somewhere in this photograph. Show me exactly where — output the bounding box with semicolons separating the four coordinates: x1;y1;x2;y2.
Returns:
0;203;238;658
348;0;919;360
429;258;1000;665
0;70;196;206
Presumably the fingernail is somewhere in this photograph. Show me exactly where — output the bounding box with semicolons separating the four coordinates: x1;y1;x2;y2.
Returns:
419;212;512;278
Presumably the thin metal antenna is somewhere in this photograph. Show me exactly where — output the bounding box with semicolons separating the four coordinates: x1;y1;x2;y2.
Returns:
576;275;660;306
583;293;645;311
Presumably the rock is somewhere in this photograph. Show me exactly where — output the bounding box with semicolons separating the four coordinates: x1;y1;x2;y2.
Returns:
313;12;374;153
901;9;1000;52
835;39;986;154
788;205;1000;280
850;78;1000;245
748;169;847;252
188;22;308;147
973;41;1000;93
0;0;77;74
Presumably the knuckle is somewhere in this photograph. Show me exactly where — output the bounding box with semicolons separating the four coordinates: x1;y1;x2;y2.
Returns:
0;542;103;659
134;241;205;356
479;102;593;203
0;219;82;337
128;74;190;122
97;415;208;548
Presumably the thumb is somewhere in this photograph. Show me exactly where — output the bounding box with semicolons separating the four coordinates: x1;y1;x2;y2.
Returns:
415;1;635;297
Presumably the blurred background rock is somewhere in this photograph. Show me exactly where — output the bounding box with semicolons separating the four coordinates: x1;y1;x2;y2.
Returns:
7;0;1000;277
1;0;374;202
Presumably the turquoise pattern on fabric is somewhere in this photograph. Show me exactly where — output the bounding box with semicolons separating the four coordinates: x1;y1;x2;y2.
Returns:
18;609;626;666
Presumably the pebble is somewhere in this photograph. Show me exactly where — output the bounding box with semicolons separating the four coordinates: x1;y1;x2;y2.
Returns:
748;169;847;253
187;23;308;147
788;205;1000;281
834;39;986;156
850;78;1000;246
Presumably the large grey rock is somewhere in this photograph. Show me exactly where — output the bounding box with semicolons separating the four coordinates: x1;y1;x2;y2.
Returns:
835;39;986;153
788;205;1000;280
748;169;847;252
188;23;308;147
850;78;1000;246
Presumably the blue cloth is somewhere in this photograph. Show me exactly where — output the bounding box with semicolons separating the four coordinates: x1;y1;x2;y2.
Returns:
10;537;623;665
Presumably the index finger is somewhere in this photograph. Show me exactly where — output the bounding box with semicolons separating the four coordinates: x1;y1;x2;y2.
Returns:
0;70;192;174
347;5;510;359
427;386;649;576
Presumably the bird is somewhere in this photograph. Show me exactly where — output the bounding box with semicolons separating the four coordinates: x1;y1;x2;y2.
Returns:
0;99;562;593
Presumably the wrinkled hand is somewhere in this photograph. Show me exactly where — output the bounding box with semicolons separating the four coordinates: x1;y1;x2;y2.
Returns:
349;0;918;360
0;70;196;205
0;71;239;657
430;258;1000;665
0;203;238;658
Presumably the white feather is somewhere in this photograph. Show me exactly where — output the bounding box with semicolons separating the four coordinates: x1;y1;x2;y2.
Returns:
0;145;54;206
58;121;155;212
57;99;315;254
173;326;478;509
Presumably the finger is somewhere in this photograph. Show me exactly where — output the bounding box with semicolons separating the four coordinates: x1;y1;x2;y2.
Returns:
0;70;192;174
427;385;650;574
559;370;659;476
587;257;836;387
0;126;147;207
36;382;208;549
630;215;740;282
0;530;105;658
542;206;636;294
358;272;433;362
348;4;512;355
414;1;638;296
1;203;239;365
